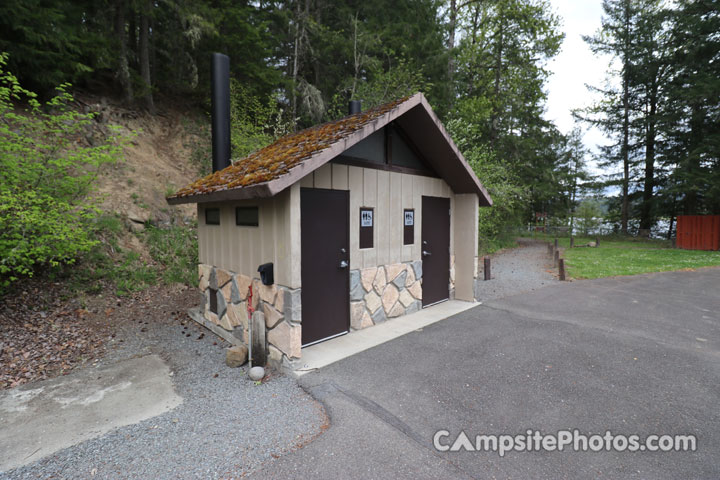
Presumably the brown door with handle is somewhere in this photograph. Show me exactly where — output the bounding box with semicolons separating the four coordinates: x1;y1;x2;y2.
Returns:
421;196;450;307
301;188;350;346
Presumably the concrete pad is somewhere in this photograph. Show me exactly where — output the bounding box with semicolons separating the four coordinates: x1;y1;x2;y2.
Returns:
296;300;477;375
0;354;182;472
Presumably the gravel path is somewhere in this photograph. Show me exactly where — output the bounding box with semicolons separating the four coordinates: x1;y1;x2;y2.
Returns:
475;238;556;302
3;287;327;480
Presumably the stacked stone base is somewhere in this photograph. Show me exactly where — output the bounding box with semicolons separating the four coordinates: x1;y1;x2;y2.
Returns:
196;257;480;371
349;261;424;329
198;264;301;371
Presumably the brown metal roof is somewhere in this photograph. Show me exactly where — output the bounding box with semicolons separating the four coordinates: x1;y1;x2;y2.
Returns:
167;93;492;206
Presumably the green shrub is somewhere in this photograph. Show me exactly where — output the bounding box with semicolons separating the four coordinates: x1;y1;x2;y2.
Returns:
229;80;293;160
58;215;155;296
575;198;604;235
0;53;124;289
144;223;198;286
114;251;158;296
446;107;527;254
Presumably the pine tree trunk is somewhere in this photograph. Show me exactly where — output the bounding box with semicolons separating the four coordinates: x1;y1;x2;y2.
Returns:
447;0;457;94
490;19;503;147
684;104;703;214
139;3;154;113
291;0;302;127
620;0;631;235
351;13;359;98
128;14;137;61
570;159;578;234
639;76;657;230
114;0;133;102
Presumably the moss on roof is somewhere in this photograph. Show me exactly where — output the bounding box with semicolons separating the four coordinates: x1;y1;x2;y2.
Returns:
169;96;410;200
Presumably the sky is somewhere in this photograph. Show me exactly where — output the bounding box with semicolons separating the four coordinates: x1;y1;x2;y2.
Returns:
544;0;613;174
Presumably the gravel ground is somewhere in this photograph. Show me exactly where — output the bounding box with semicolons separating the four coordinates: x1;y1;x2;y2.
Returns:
2;287;327;480
475;238;556;302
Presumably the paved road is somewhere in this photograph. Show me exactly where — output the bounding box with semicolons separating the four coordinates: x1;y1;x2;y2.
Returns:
250;268;720;479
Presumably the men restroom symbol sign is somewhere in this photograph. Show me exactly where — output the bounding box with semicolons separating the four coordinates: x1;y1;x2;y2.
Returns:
404;210;414;226
361;210;373;227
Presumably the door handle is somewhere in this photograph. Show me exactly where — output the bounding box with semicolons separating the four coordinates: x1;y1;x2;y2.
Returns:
339;260;348;268
422;250;431;257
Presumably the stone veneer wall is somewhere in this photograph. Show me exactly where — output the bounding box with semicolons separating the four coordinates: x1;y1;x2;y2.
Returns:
349;261;424;329
198;264;302;370
198;255;480;370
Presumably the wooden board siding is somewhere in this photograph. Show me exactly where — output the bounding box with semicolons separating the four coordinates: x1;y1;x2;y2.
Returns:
362;168;378;268
348;166;363;269
389;172;403;264
314;163;332;189
300;166;456;270
332;164;349;190
197;184;300;289
453;194;479;301
198;168;474;294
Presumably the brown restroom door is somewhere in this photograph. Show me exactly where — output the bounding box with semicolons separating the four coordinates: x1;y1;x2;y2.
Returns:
301;188;350;346
421;196;450;307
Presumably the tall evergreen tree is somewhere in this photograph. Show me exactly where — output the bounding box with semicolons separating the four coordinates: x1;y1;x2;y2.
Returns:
581;0;642;234
451;0;564;219
662;0;720;216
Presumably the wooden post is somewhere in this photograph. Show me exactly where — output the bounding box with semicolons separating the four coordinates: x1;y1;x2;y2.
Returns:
251;310;267;366
570;236;574;248
554;248;559;267
484;256;491;281
559;258;566;281
595;236;600;247
554;238;558;249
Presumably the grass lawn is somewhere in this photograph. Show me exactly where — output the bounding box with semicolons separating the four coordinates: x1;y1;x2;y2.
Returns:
521;232;720;279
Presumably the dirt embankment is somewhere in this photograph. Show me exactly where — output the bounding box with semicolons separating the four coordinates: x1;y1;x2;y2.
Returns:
0;96;212;389
78;94;209;227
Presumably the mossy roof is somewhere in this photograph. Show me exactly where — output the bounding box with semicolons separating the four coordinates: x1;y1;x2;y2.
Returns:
168;96;409;201
166;93;492;206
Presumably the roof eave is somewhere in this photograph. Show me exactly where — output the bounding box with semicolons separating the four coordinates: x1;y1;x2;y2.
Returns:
166;182;274;205
415;95;493;207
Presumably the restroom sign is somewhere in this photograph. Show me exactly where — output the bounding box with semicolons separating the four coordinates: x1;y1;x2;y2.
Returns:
361;209;373;227
359;208;374;249
404;210;414;226
403;208;414;245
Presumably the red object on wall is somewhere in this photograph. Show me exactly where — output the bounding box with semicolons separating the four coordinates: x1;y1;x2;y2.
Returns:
676;215;720;250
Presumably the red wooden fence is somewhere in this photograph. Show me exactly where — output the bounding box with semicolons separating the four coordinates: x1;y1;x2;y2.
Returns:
676;215;720;251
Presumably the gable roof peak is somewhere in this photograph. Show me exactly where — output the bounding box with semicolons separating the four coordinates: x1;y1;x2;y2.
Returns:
167;93;491;207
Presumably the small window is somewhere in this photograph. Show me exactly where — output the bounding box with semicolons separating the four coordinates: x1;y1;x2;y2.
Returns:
205;208;220;225
236;206;259;226
403;209;414;245
360;207;374;249
209;288;218;314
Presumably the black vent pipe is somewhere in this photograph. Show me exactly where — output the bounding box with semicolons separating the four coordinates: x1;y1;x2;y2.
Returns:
211;53;231;173
349;100;362;115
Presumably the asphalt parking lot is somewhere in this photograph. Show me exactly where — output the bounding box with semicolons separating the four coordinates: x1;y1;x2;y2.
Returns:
250;268;720;479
